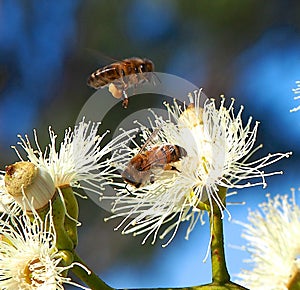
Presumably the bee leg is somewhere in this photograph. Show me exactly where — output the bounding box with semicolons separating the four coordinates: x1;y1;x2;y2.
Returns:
122;90;129;108
124;183;134;195
150;174;155;184
151;72;161;86
164;164;181;172
131;82;138;97
138;68;148;83
171;166;181;172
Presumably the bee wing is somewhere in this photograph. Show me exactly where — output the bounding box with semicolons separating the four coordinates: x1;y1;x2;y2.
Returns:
85;48;123;64
88;67;116;78
139;125;163;153
140;146;179;171
140;156;166;171
97;66;117;74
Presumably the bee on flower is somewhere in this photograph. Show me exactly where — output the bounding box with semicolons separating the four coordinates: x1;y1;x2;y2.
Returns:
104;89;291;248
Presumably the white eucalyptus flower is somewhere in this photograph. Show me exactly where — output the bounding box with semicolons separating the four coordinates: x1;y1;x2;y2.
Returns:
0;118;129;212
0;208;88;289
236;191;300;290
104;89;291;247
290;80;300;112
13;118;124;192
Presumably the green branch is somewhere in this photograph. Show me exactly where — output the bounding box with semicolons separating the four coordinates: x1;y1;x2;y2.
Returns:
72;252;114;290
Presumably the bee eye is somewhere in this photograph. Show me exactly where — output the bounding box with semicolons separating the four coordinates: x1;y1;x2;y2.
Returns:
140;64;145;72
121;69;125;76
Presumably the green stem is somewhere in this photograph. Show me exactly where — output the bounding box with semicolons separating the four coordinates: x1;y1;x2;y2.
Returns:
209;206;230;284
117;283;248;290
70;214;248;290
287;269;300;290
72;252;114;290
70;184;248;290
60;185;79;248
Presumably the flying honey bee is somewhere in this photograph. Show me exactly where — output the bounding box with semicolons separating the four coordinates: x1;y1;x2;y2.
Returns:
87;57;155;108
121;130;187;188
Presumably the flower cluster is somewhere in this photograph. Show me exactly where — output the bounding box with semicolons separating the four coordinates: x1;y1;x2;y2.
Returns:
236;191;300;290
0;87;294;288
0;118;126;289
104;90;291;247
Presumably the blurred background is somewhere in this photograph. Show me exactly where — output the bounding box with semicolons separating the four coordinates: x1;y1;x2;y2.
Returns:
1;0;300;288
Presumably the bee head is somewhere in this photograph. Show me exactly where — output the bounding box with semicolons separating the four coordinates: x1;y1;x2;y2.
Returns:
121;168;142;188
143;59;154;72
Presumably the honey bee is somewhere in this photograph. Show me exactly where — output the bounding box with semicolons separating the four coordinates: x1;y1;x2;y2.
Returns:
121;136;187;188
87;57;155;108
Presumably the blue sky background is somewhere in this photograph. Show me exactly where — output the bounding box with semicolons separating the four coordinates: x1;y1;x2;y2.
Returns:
0;1;300;289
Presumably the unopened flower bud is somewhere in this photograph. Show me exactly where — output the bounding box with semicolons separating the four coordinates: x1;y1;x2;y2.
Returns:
4;161;56;211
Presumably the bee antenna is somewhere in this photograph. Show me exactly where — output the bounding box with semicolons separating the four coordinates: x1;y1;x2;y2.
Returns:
125;183;132;195
152;72;161;85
